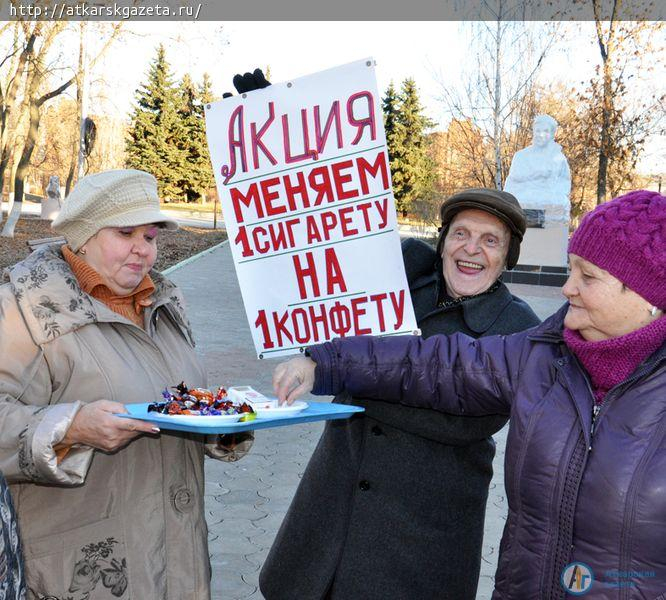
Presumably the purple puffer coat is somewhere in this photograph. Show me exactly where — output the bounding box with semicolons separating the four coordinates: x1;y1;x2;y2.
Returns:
308;305;666;600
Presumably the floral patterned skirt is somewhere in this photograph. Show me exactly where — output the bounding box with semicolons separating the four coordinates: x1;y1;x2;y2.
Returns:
0;474;25;600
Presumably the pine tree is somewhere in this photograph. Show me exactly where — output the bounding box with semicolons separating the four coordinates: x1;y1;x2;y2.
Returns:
382;82;407;212
383;79;435;216
126;44;182;200
200;72;216;104
174;73;214;202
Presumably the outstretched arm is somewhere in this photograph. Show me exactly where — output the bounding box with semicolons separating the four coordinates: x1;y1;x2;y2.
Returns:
274;331;528;416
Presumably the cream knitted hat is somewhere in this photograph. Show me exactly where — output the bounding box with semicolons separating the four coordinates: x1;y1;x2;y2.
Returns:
52;169;178;251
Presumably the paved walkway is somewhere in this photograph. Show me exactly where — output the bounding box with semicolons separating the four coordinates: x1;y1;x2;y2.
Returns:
167;242;565;600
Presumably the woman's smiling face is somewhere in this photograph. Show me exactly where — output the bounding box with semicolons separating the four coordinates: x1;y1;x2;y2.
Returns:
563;254;655;341
442;209;510;299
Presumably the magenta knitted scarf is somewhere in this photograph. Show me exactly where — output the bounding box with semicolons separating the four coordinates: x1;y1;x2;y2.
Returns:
564;316;666;405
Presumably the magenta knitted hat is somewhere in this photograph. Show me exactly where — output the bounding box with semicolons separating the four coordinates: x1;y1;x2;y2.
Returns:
568;190;666;308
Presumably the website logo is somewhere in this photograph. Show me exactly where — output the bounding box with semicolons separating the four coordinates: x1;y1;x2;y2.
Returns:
561;562;594;595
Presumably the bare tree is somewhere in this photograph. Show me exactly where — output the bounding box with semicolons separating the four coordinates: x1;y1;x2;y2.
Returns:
33;99;78;189
437;6;557;190
66;21;86;195
1;21;122;237
0;22;37;227
591;1;664;204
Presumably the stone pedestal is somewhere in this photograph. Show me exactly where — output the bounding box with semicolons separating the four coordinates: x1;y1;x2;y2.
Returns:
41;196;60;220
519;222;569;268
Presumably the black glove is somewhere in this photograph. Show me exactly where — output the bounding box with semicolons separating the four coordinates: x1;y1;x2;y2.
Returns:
223;68;271;98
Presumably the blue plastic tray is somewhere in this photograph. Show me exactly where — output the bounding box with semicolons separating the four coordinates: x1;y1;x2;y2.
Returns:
117;401;364;434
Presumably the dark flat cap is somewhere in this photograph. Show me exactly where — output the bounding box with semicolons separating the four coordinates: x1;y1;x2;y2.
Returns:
440;188;526;240
438;188;527;270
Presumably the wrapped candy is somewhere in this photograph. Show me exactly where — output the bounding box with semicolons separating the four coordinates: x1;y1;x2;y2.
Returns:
148;382;255;419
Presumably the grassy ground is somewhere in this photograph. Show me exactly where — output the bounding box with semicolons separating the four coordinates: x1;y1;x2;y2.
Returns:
0;215;228;272
161;201;218;213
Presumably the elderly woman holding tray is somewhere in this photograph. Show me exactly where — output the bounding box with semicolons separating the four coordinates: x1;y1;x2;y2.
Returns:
0;169;234;599
272;190;666;598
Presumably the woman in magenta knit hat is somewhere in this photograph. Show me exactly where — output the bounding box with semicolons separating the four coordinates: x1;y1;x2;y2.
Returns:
272;190;666;599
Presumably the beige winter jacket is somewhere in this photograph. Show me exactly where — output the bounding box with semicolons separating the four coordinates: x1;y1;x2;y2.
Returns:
0;245;212;600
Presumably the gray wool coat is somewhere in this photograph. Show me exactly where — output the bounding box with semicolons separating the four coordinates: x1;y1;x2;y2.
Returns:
259;238;540;600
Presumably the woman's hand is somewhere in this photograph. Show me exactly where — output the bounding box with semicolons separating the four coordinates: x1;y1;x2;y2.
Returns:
61;400;159;453
273;356;316;405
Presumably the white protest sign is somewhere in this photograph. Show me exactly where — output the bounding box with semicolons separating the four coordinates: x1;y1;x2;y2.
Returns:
205;58;418;358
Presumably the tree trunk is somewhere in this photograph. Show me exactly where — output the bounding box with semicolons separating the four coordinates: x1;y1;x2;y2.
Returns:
65;161;75;196
1;124;27;232
594;0;617;206
596;52;612;205
75;22;86;181
0;150;6;227
1;101;39;236
493;18;503;190
0;30;37;222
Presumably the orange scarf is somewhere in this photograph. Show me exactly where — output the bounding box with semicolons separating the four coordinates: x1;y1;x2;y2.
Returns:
62;245;155;328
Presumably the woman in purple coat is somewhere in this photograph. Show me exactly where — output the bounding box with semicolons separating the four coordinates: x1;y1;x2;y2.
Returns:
272;190;666;599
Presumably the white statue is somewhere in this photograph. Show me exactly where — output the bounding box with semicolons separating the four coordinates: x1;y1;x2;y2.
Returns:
504;114;571;222
41;175;62;221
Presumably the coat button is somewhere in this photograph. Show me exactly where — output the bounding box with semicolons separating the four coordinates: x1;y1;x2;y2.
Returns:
173;488;193;512
371;425;383;436
359;480;370;491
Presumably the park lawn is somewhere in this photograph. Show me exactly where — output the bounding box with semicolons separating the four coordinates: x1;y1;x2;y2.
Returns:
160;201;219;213
0;215;228;272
